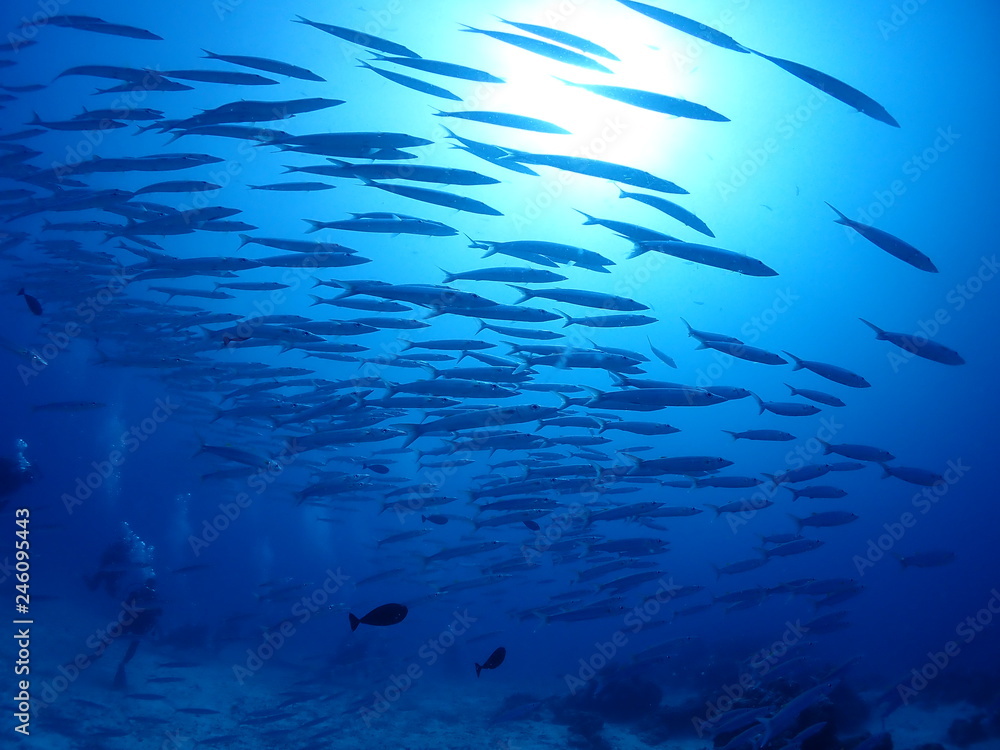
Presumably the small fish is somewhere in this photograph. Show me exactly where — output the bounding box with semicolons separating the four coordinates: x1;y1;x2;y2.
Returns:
31;401;106;412
559;79;729;122
358;60;461;101
461;26;612;74
368;53;503;83
201;50;325;82
783;351;870;388
826;204;934;272
293;16;421;58
723;429;796;442
894;551;955;568
349;603;408;631
860;319;964;365
753;52;898;127
495;18;619;61
17;288;42;315
475;647;507;677
433;109;570;135
634;240;776;276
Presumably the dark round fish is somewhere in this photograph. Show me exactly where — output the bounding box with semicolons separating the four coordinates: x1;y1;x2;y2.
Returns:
17;288;42;315
476;646;506;677
349;603;407;631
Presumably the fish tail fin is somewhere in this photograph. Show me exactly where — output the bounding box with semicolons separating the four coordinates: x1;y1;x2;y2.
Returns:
761;472;779;486
397;424;420;448
787;513;803;531
619;452;641;470
784;383;798;396
879;463;892;479
282;165;302;174
349;613;360;632
783;351;803;369
818;439;831;454
464;234;489;250
704;503;721;517
785;487;799;501
307;294;324;307
29;112;41;126
439;267;456;284
722;430;739;441
201;49;218;59
824;202;850;225
508;285;532;304
557;310;574;328
574;209;597;224
302;219;324;233
237;233;254;248
418;363;440;379
859;318;886;339
752;393;765;414
627;243;649;260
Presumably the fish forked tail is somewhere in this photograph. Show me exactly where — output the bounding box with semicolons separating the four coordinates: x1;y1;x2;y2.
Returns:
824;202;851;225
859;318;887;339
507;285;533;304
783;351;804;370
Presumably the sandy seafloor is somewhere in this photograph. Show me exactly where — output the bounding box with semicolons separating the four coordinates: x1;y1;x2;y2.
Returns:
9;614;989;750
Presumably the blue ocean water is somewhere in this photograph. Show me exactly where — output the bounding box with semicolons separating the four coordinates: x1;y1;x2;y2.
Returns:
0;1;998;748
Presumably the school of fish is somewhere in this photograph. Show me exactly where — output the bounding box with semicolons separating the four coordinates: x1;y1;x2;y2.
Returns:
0;4;964;748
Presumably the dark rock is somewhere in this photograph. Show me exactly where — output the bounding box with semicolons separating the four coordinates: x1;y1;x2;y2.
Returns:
947;715;988;747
